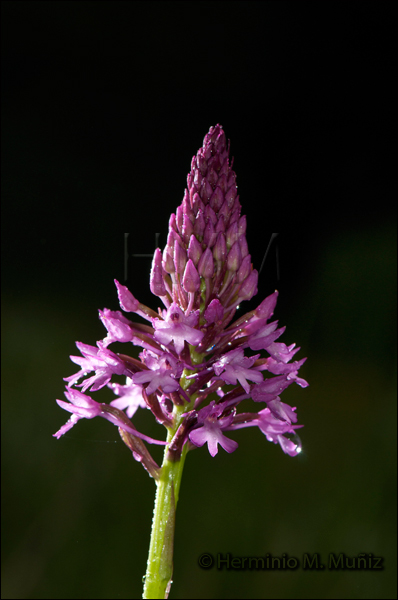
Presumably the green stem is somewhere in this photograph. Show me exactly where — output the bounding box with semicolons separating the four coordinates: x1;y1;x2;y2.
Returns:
143;370;198;599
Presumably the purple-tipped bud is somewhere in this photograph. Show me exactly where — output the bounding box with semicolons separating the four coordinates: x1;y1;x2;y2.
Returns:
206;167;218;188
193;209;205;238
114;279;139;312
162;247;175;274
215;214;226;234
170;230;184;255
201;178;213;204
166;230;174;251
207;154;220;171
198;247;214;278
213;232;227;263
238;215;247;237
228;209;239;226
196;152;207;176
182;194;195;224
188;180;197;202
174;241;187;276
194;167;202;189
225;184;238;206
209;186;224;212
239;235;249;258
217;173;228;194
192;192;204;215
182;259;200;293
204;125;218;145
226;222;239;249
204;298;224;325
227;169;235;185
239;269;258;301
176;204;184;233
214;128;226;152
203;219;217;248
204;204;217;226
255;290;279;319
218;198;230;222
219;153;229;170
232;195;241;213
150;249;167;297
237;254;251;283
169;213;177;232
188;234;203;266
226;240;242;272
182;212;194;243
202;141;212;161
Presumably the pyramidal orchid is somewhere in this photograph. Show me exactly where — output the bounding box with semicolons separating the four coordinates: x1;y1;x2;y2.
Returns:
54;124;308;599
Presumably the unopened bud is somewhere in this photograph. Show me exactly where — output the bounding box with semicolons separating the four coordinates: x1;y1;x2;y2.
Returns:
227;241;242;272
198;248;214;278
174;241;187;276
239;269;258;301
188;234;203;266
182;259;200;293
150;249;167;297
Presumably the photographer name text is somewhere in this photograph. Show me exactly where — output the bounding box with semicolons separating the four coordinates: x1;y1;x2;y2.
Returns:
198;552;384;571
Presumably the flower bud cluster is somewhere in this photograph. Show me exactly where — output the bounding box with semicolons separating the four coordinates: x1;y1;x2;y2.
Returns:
152;125;257;325
54;125;307;475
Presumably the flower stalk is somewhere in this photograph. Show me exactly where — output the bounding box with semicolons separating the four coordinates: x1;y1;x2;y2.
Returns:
144;367;198;599
53;125;308;600
143;410;188;599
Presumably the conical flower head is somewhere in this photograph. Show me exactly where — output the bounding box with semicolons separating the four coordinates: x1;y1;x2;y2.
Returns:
55;124;307;469
151;124;257;324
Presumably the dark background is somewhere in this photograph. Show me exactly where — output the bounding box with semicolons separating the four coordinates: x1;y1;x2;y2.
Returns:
1;2;396;599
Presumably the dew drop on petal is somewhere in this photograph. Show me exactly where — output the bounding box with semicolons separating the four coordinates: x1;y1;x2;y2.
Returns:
294;434;302;454
165;580;173;597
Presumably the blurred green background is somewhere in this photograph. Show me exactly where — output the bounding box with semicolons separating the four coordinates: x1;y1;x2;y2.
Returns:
2;226;396;600
2;2;396;599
